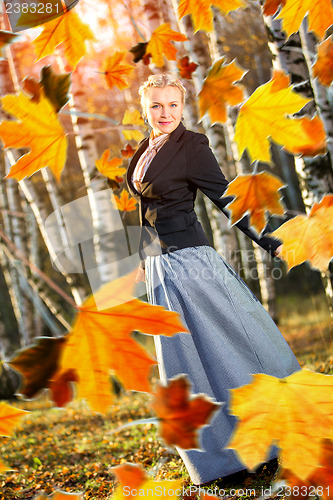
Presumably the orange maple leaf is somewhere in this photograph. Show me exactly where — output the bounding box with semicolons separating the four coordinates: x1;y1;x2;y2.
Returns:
58;269;189;413
121;144;136;158
0;402;27;436
111;462;182;499
313;37;333;87
177;56;198;79
0;90;67;181
223;171;286;235
146;23;187;68
151;374;221;449
49;369;78;408
275;0;333;40
198;58;245;124
178;0;246;33
103;51;135;90
9;337;67;399
262;0;286;16
234;70;320;163
112;189;137;212
281;439;333;500
271;194;333;271
95;150;126;180
227;368;333;480
283;115;327;157
32;9;95;69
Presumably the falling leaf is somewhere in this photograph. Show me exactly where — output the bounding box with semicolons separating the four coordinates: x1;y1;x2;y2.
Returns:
95;150;126;180
281;439;333;500
32;9;95;70
49;368;78;408
58;269;189;413
0;402;27;436
111;462;182;500
121;144;136;158
0;459;11;473
177;56;198;79
9;337;67;399
122;110;145;142
178;0;246;33
262;0;286;16
223;171;286;235
271;194;333;271
275;0;333;40
39;65;71;113
227;368;333;480
112;189;137;212
15;0;64;29
198;58;245;124
313;37;333;87
0;30;20;56
151;374;221;449
103;51;135;90
21;77;42;103
283;115;327;157
129;41;149;63
0;90;68;181
234;70;316;163
146;23;187;68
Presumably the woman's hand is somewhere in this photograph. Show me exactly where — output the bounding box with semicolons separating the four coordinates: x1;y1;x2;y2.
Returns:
274;245;283;258
135;265;146;283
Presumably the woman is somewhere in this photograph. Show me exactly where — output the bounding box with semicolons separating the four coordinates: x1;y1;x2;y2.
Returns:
126;73;301;486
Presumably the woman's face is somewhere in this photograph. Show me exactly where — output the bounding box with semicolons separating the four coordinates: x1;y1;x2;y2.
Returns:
144;86;184;136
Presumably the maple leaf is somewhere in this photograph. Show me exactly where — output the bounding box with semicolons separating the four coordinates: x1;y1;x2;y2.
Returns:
151;374;221;449
146;23;187;68
32;9;95;70
177;56;198;79
313;37;333;87
122;110;145;142
15;0;64;29
282;115;326;157
129;41;149;63
9;337;67;399
112;189;137;212
121;144;136;158
275;0;333;40
0;402;27;436
223;171;286;235
178;0;246;33
281;439;333;500
0;90;67;182
49;368;78;408
271;194;333;271
58;269;189;413
227;368;333;480
198;58;246;124
234;70;318;163
103;51;135;90
262;0;286;16
95;150;126;180
111;462;182;500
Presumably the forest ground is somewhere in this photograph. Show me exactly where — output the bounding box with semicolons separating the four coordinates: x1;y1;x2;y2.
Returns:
0;293;332;500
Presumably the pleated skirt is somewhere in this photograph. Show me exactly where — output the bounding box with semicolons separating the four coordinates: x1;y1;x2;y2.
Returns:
144;245;301;485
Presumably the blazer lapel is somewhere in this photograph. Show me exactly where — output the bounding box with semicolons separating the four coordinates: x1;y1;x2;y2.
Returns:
126;137;149;199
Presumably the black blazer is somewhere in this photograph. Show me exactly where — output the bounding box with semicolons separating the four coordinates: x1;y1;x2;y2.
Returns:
126;122;282;268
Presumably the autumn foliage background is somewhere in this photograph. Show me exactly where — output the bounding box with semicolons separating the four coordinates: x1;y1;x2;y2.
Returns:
0;0;333;498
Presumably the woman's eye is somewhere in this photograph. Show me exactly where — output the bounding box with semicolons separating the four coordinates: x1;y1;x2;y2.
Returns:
151;105;159;109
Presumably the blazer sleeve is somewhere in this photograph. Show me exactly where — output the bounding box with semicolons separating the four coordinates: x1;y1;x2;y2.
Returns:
187;134;282;257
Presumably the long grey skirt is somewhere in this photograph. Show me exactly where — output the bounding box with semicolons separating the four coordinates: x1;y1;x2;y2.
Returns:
144;245;301;485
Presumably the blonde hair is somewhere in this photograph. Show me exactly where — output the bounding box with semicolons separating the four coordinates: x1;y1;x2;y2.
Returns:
139;73;187;117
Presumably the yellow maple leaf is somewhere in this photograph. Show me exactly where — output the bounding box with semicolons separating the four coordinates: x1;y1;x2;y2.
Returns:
227;368;333;481
0;91;67;182
112;189;137;212
198;58;245;124
95;150;126;180
313;37;333;87
146;23;187;68
276;0;333;40
111;463;182;500
59;269;189;413
270;194;333;272
234;70;316;163
178;0;246;33
122;110;145;142
223;171;286;235
32;9;95;70
103;51;135;90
